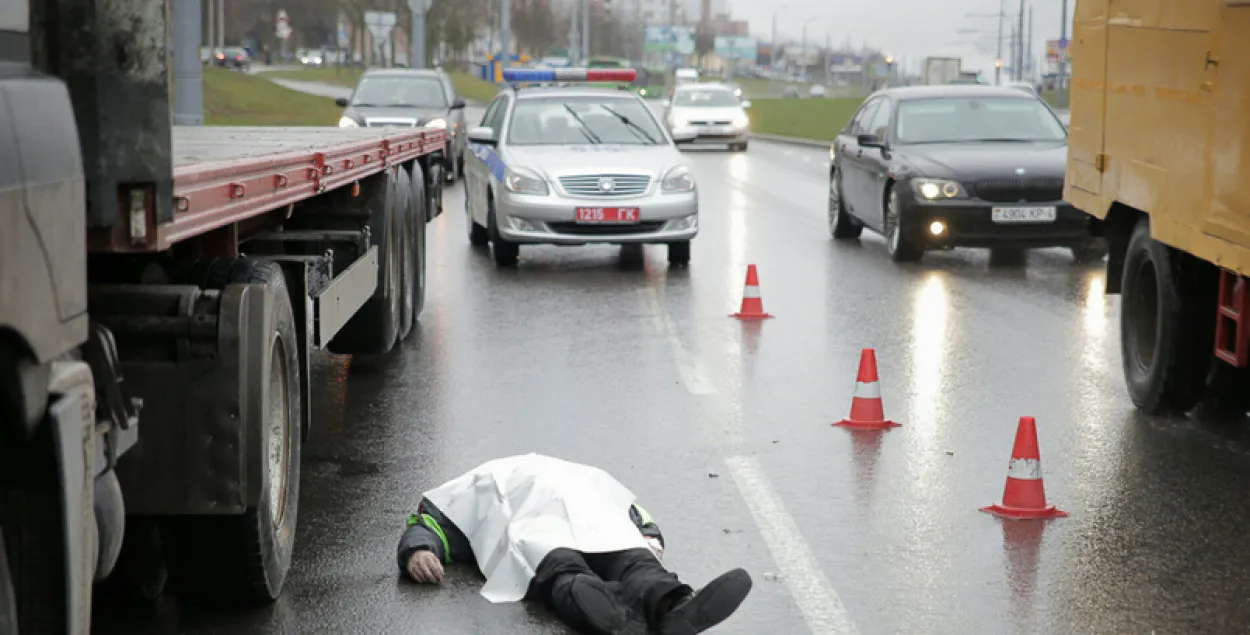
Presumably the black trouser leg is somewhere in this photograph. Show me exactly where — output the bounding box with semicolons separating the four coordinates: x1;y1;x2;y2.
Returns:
583;548;692;628
529;549;599;633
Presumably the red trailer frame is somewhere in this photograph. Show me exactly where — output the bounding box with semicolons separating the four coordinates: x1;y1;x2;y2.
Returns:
88;127;446;253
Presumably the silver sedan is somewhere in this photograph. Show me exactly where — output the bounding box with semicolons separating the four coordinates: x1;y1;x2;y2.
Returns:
463;86;701;267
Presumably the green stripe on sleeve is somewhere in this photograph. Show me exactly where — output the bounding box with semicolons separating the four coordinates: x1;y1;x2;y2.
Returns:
421;513;452;564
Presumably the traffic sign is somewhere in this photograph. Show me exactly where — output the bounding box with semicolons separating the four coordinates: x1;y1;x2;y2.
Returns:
276;9;291;40
365;11;397;47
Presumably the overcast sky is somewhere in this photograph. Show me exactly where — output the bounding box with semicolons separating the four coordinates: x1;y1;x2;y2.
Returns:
729;0;1074;78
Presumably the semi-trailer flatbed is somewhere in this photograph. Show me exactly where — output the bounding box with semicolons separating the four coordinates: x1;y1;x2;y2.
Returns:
0;2;449;633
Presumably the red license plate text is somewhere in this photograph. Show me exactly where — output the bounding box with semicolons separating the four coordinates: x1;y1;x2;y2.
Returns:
575;207;641;223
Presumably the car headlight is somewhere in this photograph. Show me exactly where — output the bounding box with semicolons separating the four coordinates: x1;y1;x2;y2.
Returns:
338;116;359;128
732;112;749;128
910;178;966;200
424;117;447;129
660;166;696;194
504;166;549;195
670;116;689;128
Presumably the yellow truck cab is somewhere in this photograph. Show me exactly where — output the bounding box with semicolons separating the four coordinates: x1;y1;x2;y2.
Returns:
1066;0;1250;413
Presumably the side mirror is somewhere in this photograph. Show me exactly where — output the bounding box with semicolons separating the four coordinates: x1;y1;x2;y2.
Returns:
450;98;467;110
335;97;349;107
857;134;884;148
740;100;752;109
670;126;699;145
467;126;497;145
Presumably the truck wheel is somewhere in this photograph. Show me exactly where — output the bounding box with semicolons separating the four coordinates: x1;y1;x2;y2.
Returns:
0;535;15;635
166;260;303;602
1120;220;1214;413
488;200;519;268
406;162;429;323
884;187;923;263
426;163;445;221
393;167;417;342
327;173;402;355
0;421;68;633
828;172;862;239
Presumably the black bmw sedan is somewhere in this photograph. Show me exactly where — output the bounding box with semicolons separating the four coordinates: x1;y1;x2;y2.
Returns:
827;85;1103;263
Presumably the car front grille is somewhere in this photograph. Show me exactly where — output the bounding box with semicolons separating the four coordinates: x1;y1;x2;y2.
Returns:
973;178;1065;203
689;120;732;126
558;174;651;197
547;221;667;235
365;118;419;127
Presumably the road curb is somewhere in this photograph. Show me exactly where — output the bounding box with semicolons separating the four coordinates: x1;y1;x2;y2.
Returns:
750;133;831;149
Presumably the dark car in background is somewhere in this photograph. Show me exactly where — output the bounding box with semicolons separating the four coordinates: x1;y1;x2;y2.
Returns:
336;68;468;185
827;85;1104;263
213;46;250;71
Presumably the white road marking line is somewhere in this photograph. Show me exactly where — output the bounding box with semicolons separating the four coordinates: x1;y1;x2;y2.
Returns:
725;456;860;635
642;288;716;395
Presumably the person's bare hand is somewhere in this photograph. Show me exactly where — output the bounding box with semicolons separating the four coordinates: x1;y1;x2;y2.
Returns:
407;550;444;584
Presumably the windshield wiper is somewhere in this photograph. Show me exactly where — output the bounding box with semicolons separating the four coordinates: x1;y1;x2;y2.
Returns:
563;105;602;144
971;138;1040;142
598;105;658;144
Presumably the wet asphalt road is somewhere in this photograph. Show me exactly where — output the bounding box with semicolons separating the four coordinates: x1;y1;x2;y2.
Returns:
92;139;1250;635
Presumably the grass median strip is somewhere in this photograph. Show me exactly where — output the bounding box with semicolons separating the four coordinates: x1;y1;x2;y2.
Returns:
747;97;864;143
204;68;340;126
262;67;501;105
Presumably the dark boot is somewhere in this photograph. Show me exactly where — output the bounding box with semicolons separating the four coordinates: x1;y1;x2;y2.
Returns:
555;573;647;635
657;568;752;635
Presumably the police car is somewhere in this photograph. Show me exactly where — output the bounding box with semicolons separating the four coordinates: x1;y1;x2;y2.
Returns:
463;68;701;267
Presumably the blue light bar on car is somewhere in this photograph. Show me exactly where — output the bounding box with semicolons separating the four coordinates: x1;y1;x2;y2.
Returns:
502;68;637;83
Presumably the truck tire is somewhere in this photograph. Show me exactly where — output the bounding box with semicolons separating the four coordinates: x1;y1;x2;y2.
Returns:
405;161;429;325
393;167;416;342
0;534;16;635
327;173;402;355
426;162;445;221
1120;220;1214;413
165;260;303;603
0;421;66;634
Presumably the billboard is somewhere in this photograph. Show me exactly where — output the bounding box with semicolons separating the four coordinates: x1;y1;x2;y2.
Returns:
644;26;696;55
1046;39;1068;63
714;35;757;61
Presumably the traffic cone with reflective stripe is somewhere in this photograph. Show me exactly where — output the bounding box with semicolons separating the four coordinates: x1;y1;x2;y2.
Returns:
731;264;773;319
834;349;900;429
980;417;1067;520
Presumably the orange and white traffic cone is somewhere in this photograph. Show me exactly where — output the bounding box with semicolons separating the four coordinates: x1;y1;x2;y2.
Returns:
980;417;1067;520
731;264;773;319
834;349;900;429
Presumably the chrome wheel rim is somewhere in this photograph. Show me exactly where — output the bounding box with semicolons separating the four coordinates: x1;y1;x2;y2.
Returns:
887;193;901;253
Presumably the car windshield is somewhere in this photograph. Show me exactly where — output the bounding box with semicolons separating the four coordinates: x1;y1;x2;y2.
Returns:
895;97;1066;144
673;88;738;107
507;97;666;146
351;77;447;108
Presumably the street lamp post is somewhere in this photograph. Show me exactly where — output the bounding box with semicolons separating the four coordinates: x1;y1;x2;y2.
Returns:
996;0;1005;85
1059;0;1069;107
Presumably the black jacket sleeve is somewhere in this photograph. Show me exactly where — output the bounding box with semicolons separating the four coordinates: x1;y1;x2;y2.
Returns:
396;498;476;581
629;503;664;548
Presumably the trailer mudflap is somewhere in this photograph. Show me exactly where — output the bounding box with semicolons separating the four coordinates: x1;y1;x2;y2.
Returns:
95;283;271;515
